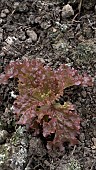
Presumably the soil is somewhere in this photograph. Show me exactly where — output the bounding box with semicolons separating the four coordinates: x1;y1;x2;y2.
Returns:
0;0;96;170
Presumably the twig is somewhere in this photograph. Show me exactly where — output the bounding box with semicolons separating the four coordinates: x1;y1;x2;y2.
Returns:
72;0;83;23
72;13;79;23
78;0;83;14
71;145;76;156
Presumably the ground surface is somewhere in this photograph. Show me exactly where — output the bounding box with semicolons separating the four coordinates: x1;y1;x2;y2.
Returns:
0;0;96;170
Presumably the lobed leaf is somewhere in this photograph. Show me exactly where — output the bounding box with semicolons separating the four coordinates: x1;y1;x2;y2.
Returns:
0;59;93;150
43;102;80;150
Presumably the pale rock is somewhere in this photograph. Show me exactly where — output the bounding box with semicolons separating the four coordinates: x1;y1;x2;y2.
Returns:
10;91;17;98
0;12;6;18
3;9;9;14
5;36;13;45
62;4;74;19
26;30;37;42
92;137;96;149
13;2;20;9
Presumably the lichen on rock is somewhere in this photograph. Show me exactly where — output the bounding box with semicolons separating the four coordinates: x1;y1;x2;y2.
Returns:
0;126;28;170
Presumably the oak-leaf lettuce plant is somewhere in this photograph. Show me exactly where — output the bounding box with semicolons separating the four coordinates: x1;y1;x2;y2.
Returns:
0;59;93;150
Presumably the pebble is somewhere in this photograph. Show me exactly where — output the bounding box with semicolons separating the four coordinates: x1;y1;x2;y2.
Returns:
79;133;85;142
0;52;5;57
18;31;26;41
0;9;9;19
13;2;20;9
92;137;96;148
81;90;87;98
10;91;17;98
81;121;86;128
0;12;6;18
26;38;32;43
62;4;74;19
0;130;8;144
41;21;51;29
18;4;29;13
3;9;10;14
5;36;14;45
28;14;35;25
26;30;37;42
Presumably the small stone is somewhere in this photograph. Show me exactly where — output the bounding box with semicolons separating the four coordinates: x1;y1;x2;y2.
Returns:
81;90;87;98
62;4;74;19
92;137;96;149
5;36;13;45
19;35;26;41
26;38;32;43
18;31;26;41
3;9;10;14
53;28;57;32
35;16;41;24
81;121;86;128
41;21;51;29
10;91;17;98
0;130;8;144
0;52;5;57
28;14;35;25
18;4;29;13
13;2;20;9
1;12;6;18
79;133;85;142
26;30;37;42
